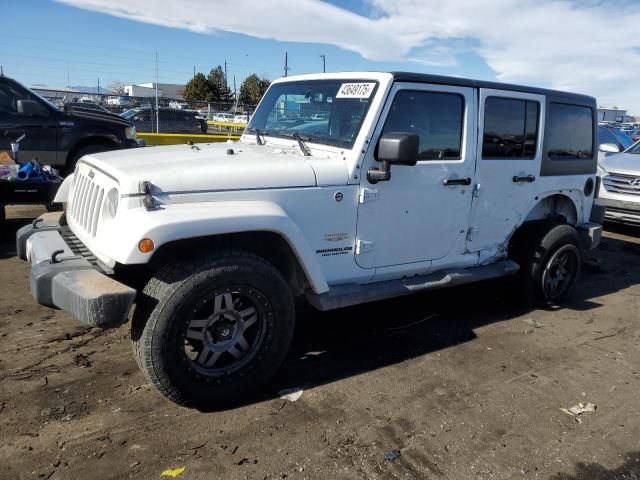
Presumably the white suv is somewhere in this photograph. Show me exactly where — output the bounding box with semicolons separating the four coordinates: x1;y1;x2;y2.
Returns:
596;140;640;224
18;72;602;407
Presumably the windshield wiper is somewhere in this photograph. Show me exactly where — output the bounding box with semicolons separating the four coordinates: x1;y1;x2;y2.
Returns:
255;128;265;146
282;132;311;156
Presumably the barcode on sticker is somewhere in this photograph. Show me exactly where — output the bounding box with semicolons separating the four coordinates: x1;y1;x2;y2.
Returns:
336;83;375;99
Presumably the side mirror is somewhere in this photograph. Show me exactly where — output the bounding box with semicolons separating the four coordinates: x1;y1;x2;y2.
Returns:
599;143;620;154
368;133;419;184
378;132;419;165
17;99;48;117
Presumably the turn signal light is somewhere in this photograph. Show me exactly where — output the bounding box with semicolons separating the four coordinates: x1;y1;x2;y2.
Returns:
138;238;155;253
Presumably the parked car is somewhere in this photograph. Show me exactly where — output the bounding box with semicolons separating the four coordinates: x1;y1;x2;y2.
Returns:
18;71;602;407
121;107;203;133
169;100;189;110
597;126;634;162
233;113;249;124
0;75;141;174
630;129;640;142
213;112;234;123
106;96;132;107
596;139;640;225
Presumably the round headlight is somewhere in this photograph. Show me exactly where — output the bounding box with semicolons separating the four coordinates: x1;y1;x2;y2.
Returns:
105;188;119;218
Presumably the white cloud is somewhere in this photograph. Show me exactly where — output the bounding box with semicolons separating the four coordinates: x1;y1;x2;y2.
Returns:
57;0;640;112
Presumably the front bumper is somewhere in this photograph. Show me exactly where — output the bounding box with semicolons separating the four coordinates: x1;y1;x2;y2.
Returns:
596;197;640;225
16;213;136;328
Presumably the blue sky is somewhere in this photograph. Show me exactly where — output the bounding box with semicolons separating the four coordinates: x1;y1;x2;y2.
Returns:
1;0;639;112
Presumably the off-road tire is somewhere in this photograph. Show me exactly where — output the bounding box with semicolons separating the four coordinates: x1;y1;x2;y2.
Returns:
510;222;582;305
131;249;295;408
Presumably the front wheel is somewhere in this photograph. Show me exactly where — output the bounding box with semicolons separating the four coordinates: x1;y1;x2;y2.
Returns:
132;249;295;408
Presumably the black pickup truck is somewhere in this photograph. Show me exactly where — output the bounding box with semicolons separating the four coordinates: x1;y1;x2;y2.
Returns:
0;75;142;175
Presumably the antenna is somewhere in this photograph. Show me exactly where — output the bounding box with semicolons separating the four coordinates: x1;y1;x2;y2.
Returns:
284;52;289;77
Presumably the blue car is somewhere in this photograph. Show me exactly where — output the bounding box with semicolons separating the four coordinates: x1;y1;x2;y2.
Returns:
598;126;634;161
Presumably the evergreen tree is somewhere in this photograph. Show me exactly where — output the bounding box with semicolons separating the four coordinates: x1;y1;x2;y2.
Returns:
239;74;271;106
183;73;212;102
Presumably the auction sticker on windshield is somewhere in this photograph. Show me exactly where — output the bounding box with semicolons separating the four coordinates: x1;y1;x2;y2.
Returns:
336;83;376;99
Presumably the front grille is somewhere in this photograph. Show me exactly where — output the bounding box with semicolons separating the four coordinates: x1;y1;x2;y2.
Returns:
68;171;105;237
603;172;640;196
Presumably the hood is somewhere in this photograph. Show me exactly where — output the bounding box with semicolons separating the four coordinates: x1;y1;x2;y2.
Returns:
65;107;132;127
600;152;640;176
81;141;349;195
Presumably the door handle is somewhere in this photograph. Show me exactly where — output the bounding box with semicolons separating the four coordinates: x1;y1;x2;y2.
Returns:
513;175;536;183
442;177;472;186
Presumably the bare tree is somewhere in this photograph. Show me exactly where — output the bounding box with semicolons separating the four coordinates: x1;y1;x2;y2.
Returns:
108;80;126;95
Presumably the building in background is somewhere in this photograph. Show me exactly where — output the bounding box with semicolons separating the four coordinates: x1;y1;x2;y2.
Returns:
136;82;184;100
597;107;634;123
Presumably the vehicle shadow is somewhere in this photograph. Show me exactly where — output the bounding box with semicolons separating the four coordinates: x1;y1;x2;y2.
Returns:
550;450;640;479
0;217;31;259
234;232;640;412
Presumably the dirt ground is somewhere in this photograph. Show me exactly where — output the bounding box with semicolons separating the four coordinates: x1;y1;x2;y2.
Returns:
1;205;639;480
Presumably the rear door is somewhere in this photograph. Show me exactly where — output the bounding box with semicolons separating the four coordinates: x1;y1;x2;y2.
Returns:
467;89;545;251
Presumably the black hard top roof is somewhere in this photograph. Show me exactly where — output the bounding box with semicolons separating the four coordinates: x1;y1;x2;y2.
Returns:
391;72;595;104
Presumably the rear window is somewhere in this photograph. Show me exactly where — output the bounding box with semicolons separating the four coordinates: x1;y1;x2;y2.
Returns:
546;103;593;160
482;97;539;159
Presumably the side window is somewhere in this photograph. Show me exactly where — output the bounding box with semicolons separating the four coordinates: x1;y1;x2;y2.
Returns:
547;103;593;160
381;90;464;160
0;83;27;114
482;97;539;159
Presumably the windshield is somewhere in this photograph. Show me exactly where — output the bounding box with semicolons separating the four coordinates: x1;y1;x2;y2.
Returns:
615;130;634;149
247;80;378;149
625;141;640;154
27;87;61;111
121;109;138;119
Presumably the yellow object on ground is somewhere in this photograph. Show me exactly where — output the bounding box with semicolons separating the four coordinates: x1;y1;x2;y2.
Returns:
137;133;240;146
160;466;186;477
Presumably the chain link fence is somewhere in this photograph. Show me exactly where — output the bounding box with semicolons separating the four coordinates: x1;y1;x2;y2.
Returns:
33;89;256;135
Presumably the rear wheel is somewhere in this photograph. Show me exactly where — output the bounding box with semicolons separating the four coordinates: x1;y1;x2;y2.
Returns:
132;249;295;408
511;222;582;305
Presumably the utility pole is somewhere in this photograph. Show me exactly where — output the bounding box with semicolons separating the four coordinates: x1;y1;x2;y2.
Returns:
320;53;326;73
155;52;159;134
284;51;289;77
1;65;4;75
224;60;228;88
97;77;100;94
67;63;70;88
193;65;196;78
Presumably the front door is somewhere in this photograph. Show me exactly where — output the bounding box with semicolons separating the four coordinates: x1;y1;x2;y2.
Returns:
467;89;545;252
0;81;58;165
356;82;476;268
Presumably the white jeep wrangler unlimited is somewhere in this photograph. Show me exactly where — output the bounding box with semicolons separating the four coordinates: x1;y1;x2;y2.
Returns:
18;72;603;407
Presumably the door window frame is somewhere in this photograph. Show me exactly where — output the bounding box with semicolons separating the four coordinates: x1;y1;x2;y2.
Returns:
477;89;546;164
366;82;474;166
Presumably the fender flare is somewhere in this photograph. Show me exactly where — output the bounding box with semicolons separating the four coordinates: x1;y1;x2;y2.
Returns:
53;174;74;203
104;200;330;294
